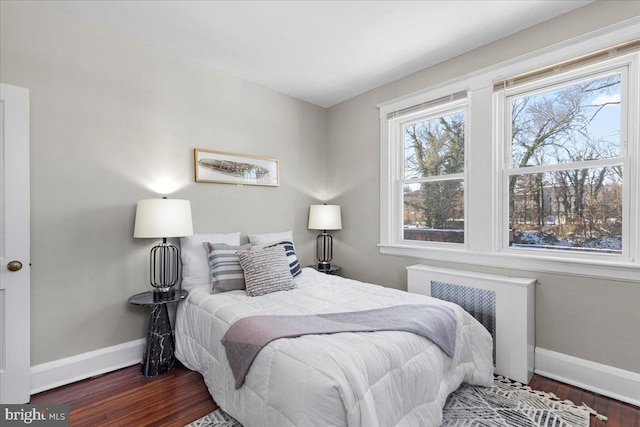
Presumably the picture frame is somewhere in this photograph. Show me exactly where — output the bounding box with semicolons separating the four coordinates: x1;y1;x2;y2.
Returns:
194;148;280;187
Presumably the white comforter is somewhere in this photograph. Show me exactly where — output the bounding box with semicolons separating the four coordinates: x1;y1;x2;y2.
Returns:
175;268;493;427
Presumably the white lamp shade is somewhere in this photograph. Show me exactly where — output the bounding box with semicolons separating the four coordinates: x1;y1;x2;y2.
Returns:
134;199;194;238
308;205;342;230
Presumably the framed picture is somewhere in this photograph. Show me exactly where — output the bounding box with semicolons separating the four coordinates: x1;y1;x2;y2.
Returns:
194;148;280;187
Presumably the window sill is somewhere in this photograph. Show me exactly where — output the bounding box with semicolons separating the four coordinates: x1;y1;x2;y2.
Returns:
378;243;640;282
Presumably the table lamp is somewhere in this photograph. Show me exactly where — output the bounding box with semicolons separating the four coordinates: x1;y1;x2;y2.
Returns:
308;204;342;270
134;197;193;299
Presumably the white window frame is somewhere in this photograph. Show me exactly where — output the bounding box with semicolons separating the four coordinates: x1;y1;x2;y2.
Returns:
496;61;634;264
391;98;469;248
378;20;640;282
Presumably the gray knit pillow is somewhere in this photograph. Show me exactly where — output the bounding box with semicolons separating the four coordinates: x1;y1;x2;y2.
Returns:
236;245;296;297
204;242;251;293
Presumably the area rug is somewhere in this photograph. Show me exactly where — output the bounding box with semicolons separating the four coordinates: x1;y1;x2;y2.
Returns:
185;376;605;427
184;408;243;427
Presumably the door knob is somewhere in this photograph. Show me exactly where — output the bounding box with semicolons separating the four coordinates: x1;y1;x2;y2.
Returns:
7;261;23;271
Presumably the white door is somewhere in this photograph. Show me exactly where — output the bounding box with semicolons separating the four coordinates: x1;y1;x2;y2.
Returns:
0;83;31;404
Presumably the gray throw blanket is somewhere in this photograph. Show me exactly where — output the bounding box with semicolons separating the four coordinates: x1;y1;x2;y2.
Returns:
221;304;457;389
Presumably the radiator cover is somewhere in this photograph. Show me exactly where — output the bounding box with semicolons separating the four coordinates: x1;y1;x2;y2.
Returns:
407;265;535;383
431;281;497;363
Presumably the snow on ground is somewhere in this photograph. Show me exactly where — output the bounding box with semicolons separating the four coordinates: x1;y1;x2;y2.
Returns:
514;231;621;251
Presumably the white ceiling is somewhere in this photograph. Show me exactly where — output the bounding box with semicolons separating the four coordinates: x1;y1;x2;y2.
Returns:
35;1;593;107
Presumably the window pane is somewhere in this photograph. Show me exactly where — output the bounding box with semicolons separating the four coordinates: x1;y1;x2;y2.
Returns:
404;180;464;243
404;111;465;179
511;74;621;168
509;166;622;253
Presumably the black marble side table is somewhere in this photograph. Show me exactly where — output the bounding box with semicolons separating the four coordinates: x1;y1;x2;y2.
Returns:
128;289;187;377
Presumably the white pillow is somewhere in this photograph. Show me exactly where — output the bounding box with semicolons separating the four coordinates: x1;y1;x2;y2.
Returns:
247;230;293;244
180;232;241;291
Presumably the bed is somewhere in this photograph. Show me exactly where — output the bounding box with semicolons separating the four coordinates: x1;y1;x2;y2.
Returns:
175;261;494;427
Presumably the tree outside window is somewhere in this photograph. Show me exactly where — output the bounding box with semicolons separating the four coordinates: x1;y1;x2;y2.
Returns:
402;109;466;243
507;72;623;253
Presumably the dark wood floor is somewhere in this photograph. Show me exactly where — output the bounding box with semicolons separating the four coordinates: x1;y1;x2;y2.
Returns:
528;375;639;427
30;364;217;426
31;363;638;426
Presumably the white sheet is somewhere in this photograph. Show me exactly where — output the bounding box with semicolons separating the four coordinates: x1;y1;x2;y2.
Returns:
175;267;493;427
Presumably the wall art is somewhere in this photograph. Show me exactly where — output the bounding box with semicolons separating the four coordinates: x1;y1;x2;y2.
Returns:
194;148;279;186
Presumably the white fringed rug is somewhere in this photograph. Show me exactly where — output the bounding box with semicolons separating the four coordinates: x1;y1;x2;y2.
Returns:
185;376;604;427
441;376;603;426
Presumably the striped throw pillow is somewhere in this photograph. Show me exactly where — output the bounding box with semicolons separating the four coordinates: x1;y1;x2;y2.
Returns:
251;240;301;278
236;245;296;297
204;242;251;293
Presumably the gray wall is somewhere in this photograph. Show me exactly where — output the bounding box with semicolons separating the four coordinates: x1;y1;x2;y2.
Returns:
327;0;640;374
0;1;327;365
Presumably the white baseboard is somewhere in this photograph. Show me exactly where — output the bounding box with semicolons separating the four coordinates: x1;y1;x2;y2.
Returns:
534;347;640;407
28;341;640;407
30;338;145;395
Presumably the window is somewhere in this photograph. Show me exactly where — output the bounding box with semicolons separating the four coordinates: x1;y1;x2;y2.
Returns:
402;104;466;244
379;31;640;281
501;69;627;256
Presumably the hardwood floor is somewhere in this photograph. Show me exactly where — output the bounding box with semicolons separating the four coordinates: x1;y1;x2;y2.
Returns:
528;375;639;427
30;364;217;426
31;363;638;426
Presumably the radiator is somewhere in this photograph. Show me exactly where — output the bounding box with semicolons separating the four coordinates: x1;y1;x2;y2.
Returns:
407;264;536;383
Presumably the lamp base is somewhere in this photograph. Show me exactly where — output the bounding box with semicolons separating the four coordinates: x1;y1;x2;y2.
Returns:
150;240;179;290
315;232;333;270
153;288;176;301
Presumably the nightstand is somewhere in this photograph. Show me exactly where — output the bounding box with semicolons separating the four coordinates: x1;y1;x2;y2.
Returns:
128;289;187;377
308;264;342;275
